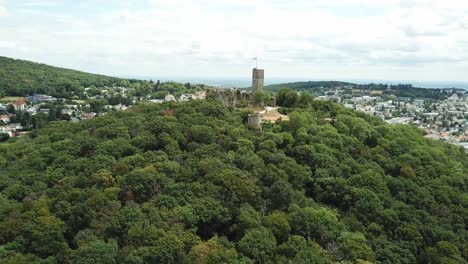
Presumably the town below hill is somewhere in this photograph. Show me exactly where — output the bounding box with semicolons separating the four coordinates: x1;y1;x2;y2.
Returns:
0;82;208;140
270;82;467;150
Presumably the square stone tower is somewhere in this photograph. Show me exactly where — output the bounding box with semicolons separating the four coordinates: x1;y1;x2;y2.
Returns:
252;68;264;92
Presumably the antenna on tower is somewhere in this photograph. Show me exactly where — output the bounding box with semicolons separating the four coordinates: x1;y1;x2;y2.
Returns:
252;57;258;68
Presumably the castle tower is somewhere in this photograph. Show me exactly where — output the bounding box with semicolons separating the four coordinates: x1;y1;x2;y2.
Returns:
252;68;264;92
247;113;262;130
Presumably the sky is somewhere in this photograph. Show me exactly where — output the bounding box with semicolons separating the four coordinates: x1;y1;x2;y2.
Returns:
0;0;468;82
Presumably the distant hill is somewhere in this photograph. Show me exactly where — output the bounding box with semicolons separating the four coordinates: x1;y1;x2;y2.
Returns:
266;81;464;99
0;56;134;97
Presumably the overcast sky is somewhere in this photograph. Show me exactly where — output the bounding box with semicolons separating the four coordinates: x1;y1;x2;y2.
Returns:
0;0;467;82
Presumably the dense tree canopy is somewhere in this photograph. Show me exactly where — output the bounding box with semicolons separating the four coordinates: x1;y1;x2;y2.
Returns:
0;96;466;263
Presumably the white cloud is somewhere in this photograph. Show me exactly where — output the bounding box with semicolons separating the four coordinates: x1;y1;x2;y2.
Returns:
0;41;15;49
0;1;7;17
0;0;468;82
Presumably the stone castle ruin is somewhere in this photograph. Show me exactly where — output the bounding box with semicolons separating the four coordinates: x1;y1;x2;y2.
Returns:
206;67;286;129
207;67;274;108
207;88;253;107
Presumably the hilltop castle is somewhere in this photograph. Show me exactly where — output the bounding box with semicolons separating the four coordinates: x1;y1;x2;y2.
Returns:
207;66;273;108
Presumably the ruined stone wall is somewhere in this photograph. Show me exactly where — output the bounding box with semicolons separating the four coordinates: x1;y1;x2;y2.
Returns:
207;89;253;107
206;88;276;108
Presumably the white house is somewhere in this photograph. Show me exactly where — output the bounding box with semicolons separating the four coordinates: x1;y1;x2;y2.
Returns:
0;115;10;124
165;94;176;102
179;94;193;102
12;100;26;111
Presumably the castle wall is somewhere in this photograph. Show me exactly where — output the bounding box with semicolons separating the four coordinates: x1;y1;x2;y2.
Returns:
207;89;253;107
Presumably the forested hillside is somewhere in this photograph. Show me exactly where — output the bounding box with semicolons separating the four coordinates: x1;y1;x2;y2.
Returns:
0;98;466;263
0;57;131;97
